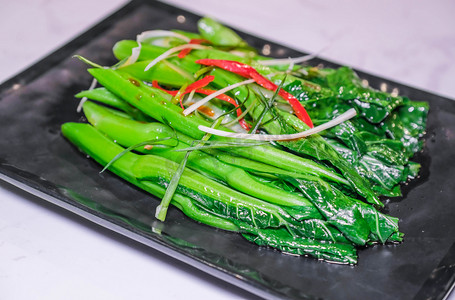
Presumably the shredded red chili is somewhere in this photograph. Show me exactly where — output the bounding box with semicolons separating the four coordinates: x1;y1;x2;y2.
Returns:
152;77;250;130
185;75;214;91
195;59;314;128
152;76;214;109
177;39;210;58
189;88;250;131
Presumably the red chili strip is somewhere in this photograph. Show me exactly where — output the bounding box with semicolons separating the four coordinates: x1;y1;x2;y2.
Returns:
277;89;314;128
152;76;214;109
152;80;184;108
152;79;250;130
177;39;210;58
152;80;177;95
196;59;252;78
185;75;214;92
193;88;250;131
195;59;314;128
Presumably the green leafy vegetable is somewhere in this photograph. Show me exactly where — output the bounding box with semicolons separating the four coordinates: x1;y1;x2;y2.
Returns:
62;16;428;264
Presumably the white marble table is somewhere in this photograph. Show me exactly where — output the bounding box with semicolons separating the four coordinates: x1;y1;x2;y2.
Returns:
1;1;454;299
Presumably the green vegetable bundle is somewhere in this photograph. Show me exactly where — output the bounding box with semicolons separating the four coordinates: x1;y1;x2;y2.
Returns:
62;17;428;264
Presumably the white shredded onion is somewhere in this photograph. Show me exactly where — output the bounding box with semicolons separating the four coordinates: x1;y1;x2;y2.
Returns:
286;58;295;73
185;89;197;107
76;78;98;113
258;53;318;66
121;45;142;67
136;30;191;44
144;44;209;71
182;79;255;116
258;45;329;66
120;30;191;68
197;108;357;141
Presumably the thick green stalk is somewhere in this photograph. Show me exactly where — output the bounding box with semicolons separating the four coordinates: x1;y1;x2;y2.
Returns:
119;60;194;87
113;40;167;61
86;68;349;186
197;17;246;47
63;122;305;231
61;122;239;231
75;87;149;121
82;101;322;220
133;156;297;229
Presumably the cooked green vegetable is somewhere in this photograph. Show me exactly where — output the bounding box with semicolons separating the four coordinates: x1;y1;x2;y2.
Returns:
62;17;428;264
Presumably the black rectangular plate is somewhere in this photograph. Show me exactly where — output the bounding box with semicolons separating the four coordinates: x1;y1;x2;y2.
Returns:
1;1;454;299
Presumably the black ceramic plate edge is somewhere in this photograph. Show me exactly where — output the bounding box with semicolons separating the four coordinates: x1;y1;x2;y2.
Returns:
0;1;454;299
